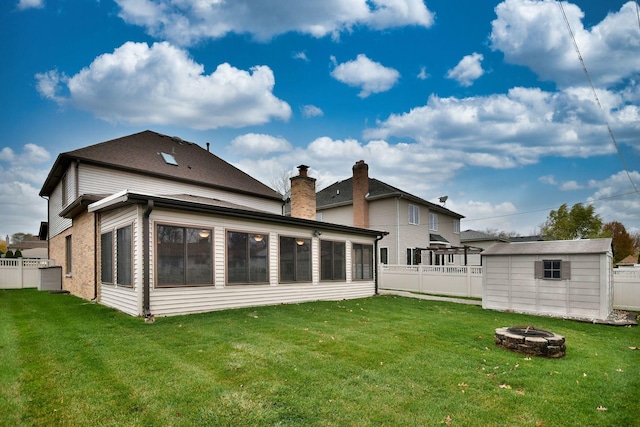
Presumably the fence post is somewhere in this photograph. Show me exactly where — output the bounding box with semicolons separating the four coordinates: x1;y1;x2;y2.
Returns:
466;266;471;297
18;258;24;289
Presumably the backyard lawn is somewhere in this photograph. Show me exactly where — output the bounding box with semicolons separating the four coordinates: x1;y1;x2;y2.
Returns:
1;289;638;426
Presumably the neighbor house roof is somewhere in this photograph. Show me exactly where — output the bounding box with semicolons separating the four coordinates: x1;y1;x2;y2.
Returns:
482;238;612;256
39;130;282;201
460;229;509;243
316;177;464;218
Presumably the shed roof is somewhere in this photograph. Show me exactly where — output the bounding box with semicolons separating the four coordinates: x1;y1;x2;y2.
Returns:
40;130;282;201
482;238;612;256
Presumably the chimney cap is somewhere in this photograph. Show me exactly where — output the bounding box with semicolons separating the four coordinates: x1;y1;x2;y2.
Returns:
297;164;309;171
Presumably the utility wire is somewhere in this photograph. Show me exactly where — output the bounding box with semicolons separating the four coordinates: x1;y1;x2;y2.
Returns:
556;0;640;196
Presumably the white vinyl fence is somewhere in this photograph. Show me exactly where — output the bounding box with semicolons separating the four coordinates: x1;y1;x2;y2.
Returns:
381;265;640;311
380;265;483;298
0;258;54;289
613;268;640;311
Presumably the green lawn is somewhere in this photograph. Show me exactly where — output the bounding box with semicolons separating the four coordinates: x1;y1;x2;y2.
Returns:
1;289;638;426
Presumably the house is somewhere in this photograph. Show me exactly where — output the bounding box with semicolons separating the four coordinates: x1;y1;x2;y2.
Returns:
6;237;48;259
616;254;639;268
315;160;465;266
460;230;510;265
39;131;387;317
482;238;614;321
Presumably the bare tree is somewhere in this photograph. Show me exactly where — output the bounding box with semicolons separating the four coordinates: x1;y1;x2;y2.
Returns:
270;169;293;200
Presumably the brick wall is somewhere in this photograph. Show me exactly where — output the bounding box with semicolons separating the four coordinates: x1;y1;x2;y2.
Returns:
290;166;316;221
50;211;96;300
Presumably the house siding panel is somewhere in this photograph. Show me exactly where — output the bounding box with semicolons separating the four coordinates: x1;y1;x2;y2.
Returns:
98;205;141;316
78;163;282;214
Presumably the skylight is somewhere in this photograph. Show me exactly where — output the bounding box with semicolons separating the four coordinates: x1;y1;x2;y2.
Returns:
160;152;178;166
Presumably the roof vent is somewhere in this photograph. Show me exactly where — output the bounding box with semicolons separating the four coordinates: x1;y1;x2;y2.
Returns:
160;152;178;166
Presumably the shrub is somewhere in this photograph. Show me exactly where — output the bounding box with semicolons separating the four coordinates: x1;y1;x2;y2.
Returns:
5;250;14;258
14;249;23;258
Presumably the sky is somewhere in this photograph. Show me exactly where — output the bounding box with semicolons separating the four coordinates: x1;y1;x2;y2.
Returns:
1;0;639;243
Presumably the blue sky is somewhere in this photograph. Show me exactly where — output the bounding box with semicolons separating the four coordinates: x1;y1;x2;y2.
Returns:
1;0;639;242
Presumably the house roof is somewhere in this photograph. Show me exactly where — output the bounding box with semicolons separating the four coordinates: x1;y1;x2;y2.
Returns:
88;190;389;238
482;238;612;256
617;254;638;265
39;130;282;201
316;177;464;218
460;229;509;243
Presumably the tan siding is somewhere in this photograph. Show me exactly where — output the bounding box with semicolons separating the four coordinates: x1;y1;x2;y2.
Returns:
48;176;73;239
149;282;375;316
78;163;282;214
98;206;141;315
319;205;353;226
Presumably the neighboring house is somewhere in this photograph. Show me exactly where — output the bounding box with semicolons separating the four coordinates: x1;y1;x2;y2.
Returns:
315;160;465;266
460;230;510;265
39;131;387;318
6;238;48;259
482;238;614;321
616;254;639;268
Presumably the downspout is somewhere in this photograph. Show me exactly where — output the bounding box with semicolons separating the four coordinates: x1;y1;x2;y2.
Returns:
92;212;99;301
374;234;386;295
143;200;154;318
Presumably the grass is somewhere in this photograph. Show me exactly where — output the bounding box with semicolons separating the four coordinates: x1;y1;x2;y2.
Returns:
1;289;639;426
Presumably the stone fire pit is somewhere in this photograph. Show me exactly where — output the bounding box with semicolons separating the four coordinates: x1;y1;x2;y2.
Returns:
495;325;565;358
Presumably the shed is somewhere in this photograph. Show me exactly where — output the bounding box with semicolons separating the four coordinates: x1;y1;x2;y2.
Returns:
482;238;613;321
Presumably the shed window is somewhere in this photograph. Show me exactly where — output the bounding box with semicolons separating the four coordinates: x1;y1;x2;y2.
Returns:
535;260;571;280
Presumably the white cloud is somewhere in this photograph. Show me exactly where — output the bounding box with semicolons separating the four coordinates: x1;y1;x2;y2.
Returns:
559;180;583;191
490;0;640;88
301;105;324;118
228;133;292;156
330;54;400;98
417;66;429;80
455;200;519;233
364;85;640;168
293;51;309;61
587;170;640;226
538;175;557;185
17;0;43;10
446;52;484;87
35;42;291;130
0;144;52;240
115;0;434;45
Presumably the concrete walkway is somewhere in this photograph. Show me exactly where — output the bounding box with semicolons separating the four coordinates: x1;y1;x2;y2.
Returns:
379;289;482;306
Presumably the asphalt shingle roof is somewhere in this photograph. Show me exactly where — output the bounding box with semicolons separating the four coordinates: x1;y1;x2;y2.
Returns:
40;130;282;201
482;238;612;256
316;177;464;218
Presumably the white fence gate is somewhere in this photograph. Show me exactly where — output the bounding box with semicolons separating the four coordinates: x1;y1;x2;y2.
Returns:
380;265;640;311
0;259;54;289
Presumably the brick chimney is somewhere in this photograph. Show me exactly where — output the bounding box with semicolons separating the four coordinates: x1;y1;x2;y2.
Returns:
290;165;316;220
352;160;369;228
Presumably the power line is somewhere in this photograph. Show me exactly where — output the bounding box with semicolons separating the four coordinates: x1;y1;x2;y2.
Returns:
555;0;640;196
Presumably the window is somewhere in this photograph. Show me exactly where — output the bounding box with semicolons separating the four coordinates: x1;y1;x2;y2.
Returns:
353;243;373;280
453;219;460;234
429;213;438;231
100;232;113;283
379;247;389;265
227;231;269;284
157;225;213;286
280;236;311;282
65;235;72;275
316;212;323;222
408;204;420;225
535;260;571;280
448;254;455;264
406;248;421;265
320;240;346;281
116;225;132;287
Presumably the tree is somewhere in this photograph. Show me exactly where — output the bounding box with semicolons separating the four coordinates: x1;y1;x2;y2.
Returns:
269;169;293;200
602;221;634;264
482;228;521;239
11;232;33;243
540;203;603;240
